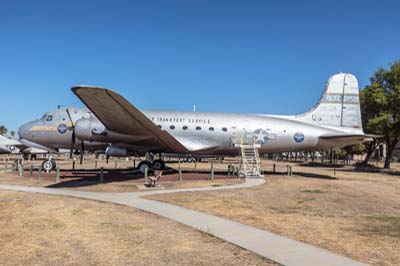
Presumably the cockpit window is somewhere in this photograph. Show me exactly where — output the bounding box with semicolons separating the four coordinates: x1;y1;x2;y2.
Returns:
41;114;47;120
46;115;53;122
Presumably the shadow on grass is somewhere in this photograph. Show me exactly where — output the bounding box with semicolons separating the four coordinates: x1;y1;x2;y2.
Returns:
293;171;337;180
298;162;346;168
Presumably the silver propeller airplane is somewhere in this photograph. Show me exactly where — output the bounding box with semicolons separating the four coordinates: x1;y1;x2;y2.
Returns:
18;73;372;172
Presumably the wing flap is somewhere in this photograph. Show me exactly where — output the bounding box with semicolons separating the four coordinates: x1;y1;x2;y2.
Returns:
72;86;188;153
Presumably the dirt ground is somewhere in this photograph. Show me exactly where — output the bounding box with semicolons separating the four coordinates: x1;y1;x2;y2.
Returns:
0;190;277;266
147;160;400;266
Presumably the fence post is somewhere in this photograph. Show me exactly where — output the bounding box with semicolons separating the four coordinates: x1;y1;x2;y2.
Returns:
29;165;33;178
211;161;215;182
38;166;42;180
100;167;104;183
56;167;60;182
19;163;23;177
228;164;231;177
4;158;7;173
94;159;98;169
178;160;183;182
114;159;118;169
273;163;276;174
11;163;15;175
144;166;148;185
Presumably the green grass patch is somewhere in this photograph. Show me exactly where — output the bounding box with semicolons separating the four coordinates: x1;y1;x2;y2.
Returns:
301;189;326;194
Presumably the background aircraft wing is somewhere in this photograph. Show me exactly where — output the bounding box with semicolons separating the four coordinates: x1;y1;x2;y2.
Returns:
72;86;189;153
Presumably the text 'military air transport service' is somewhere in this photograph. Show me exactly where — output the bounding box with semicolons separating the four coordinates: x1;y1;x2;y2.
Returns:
18;73;372;172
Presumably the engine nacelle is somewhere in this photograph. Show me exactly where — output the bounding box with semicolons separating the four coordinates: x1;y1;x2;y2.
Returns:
75;118;107;142
105;145;128;157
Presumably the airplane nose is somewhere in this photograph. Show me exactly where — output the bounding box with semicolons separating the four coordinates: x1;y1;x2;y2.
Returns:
18;122;34;140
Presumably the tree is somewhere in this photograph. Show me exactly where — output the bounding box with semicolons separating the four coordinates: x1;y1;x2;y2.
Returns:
361;61;400;169
10;131;15;139
0;125;7;136
360;87;381;166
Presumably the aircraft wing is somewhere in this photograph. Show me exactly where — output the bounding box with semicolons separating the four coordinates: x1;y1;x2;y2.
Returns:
72;86;189;153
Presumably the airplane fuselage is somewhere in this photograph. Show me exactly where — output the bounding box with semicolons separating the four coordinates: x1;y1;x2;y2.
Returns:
18;107;361;156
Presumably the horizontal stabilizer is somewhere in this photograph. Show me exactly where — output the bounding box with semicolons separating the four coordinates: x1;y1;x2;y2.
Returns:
318;134;377;148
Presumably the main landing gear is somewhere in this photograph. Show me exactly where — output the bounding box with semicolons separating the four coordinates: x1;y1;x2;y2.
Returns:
137;159;166;174
42;158;57;172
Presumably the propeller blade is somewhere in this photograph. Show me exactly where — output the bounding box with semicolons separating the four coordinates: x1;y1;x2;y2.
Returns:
66;108;75;159
80;141;84;165
66;108;75;128
69;130;75;159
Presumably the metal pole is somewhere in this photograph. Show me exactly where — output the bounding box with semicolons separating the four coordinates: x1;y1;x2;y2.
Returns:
11;163;15;175
100;167;104;183
95;159;98;169
29;165;33;178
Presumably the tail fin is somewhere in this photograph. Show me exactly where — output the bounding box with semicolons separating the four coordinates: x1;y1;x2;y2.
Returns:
294;73;363;132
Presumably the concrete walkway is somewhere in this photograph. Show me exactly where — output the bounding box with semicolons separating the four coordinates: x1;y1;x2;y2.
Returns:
0;180;367;266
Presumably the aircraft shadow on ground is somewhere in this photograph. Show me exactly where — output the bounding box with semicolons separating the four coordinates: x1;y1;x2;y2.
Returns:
46;167;229;189
265;169;337;180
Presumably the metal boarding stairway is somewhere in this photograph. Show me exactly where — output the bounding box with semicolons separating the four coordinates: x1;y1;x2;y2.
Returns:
232;132;263;178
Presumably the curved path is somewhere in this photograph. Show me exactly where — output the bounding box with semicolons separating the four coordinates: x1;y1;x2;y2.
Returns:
0;179;366;266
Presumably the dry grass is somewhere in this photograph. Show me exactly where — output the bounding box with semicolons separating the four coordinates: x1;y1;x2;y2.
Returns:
0;190;277;266
147;160;400;266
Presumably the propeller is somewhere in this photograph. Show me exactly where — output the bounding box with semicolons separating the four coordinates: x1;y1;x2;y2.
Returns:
66;108;85;165
66;108;75;159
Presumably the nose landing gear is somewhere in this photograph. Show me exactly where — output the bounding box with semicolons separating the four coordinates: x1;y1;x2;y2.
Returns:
42;158;56;172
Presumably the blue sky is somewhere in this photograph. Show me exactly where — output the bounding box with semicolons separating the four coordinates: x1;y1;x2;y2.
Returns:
0;0;399;134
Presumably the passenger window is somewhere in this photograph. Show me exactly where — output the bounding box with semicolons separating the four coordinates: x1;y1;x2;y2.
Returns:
170;125;175;130
222;127;227;132
183;126;188;130
46;115;53;122
209;127;214;131
196;126;201;131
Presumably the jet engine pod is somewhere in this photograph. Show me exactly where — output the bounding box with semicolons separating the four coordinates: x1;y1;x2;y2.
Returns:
75;118;106;142
105;145;128;157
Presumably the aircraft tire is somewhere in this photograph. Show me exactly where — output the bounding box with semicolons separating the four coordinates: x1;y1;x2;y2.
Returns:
152;159;165;170
138;160;153;174
42;159;56;172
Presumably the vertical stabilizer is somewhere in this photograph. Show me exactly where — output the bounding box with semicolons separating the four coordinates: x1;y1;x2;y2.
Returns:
294;73;363;132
